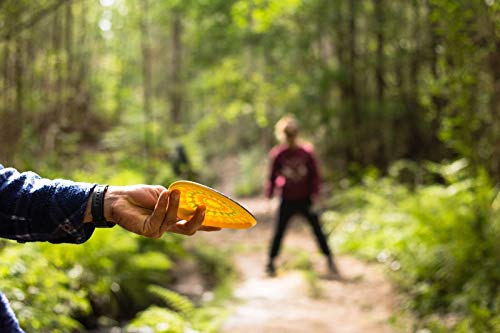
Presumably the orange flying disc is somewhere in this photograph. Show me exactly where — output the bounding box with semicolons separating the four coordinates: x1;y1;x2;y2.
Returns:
168;180;257;229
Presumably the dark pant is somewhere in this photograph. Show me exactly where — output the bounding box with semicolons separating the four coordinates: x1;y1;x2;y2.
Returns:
269;198;332;260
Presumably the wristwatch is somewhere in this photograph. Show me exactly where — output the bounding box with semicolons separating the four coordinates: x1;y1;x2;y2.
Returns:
91;185;116;228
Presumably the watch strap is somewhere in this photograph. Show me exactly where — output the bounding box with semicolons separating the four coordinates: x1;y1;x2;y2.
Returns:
91;185;115;228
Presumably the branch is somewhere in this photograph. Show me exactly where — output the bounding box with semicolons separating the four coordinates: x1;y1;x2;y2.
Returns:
1;0;73;41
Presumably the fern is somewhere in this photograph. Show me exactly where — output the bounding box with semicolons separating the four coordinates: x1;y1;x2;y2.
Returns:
148;285;195;317
125;306;187;333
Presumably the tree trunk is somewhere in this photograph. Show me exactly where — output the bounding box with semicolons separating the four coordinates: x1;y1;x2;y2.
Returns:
246;0;256;76
427;1;440;140
3;38;24;162
72;0;90;136
14;38;24;124
347;0;361;163
374;0;385;104
169;11;183;124
332;0;352;167
53;8;64;123
140;0;153;179
65;2;73;88
407;0;423;159
489;41;500;181
2;40;9;96
394;43;407;157
373;0;388;168
425;0;448;161
317;0;332;121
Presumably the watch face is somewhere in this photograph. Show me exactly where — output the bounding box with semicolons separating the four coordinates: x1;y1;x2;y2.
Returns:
168;181;257;229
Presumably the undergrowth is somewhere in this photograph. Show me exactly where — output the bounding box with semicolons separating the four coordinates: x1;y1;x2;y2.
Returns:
324;160;500;333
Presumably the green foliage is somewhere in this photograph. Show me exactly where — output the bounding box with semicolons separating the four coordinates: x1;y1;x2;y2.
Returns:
2;0;500;331
148;285;195;317
126;306;187;333
126;287;231;333
126;303;230;333
325;160;500;332
421;0;500;174
0;227;195;331
234;147;267;197
3;0;500;181
0;244;89;333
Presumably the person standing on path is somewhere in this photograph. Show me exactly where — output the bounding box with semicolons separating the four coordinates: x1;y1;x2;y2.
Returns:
265;115;339;276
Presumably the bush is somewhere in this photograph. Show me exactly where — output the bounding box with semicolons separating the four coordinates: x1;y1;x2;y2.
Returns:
126;306;187;333
0;225;235;332
325;160;500;332
234;147;267;197
0;244;90;333
126;285;231;333
0;229;185;331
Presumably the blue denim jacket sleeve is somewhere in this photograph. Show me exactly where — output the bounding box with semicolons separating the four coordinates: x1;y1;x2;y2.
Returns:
0;164;96;244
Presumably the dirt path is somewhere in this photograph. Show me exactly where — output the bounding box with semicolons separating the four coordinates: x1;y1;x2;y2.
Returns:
191;196;406;333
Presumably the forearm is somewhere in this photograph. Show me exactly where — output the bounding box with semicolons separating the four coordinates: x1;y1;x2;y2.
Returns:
1;165;216;241
0;166;96;244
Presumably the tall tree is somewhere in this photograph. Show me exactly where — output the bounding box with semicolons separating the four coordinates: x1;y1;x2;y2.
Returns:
347;0;361;162
374;0;385;104
487;20;500;180
169;10;183;124
407;0;424;159
140;0;153;178
373;0;389;167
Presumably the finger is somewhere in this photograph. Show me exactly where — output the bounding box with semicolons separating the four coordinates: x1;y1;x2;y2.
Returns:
146;190;169;232
181;205;206;235
163;219;189;235
165;190;180;225
198;226;221;232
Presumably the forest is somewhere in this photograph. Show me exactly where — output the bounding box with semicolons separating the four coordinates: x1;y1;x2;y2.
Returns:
0;0;499;332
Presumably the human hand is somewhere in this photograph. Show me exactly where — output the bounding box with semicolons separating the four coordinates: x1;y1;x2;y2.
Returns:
85;185;220;237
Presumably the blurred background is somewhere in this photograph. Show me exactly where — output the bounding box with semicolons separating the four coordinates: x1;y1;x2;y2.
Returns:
0;0;499;332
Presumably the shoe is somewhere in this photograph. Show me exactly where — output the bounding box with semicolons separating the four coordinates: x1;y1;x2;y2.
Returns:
266;262;276;277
